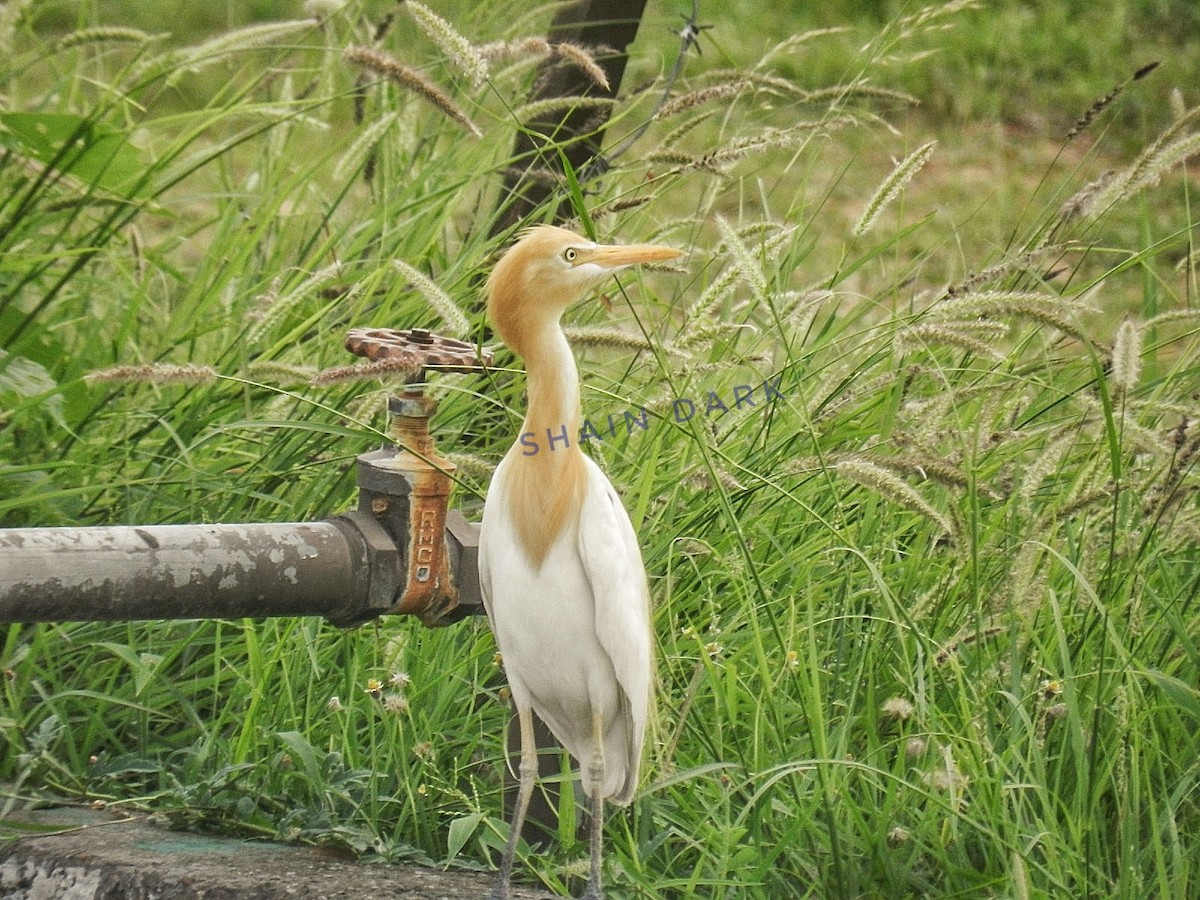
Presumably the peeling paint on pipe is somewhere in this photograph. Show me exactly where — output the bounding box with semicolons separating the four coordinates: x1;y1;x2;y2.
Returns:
0;521;373;624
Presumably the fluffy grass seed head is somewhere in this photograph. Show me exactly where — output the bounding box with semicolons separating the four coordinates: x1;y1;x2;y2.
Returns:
333;110;400;183
513;94;616;122
550;41;610;91
1080;109;1200;217
1017;428;1077;516
713;120;853;167
685;262;740;322
478;38;609;90
246;262;346;345
404;1;487;90
563;325;681;356
1110;318;1142;395
853;141;936;237
896;322;1006;362
391;259;469;337
344;46;482;138
943;245;1063;298
163;19;318;85
86;364;218;385
715;215;769;305
654;121;847;175
1146;308;1200;329
1058;170;1117;223
932;290;1092;344
658;82;749;120
1170;87;1187;121
884;452;1005;500
835;457;954;539
240;361;318;386
311;355;423;386
1126;129;1200;195
57;26;161;49
892;0;982;41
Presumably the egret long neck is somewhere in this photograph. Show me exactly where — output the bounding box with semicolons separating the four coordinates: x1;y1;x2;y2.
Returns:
522;325;581;447
503;319;588;568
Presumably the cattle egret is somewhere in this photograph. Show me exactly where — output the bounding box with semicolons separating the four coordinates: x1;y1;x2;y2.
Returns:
479;225;682;899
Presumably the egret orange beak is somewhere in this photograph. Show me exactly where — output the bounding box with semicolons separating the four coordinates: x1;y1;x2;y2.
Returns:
581;242;684;270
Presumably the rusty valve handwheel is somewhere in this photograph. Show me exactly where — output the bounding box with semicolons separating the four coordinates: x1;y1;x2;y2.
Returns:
343;326;490;627
345;327;492;377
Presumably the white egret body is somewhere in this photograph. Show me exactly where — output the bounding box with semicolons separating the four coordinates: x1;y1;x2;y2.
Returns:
479;225;682;899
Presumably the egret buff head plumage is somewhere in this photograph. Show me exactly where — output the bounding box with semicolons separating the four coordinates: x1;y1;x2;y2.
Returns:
486;224;682;353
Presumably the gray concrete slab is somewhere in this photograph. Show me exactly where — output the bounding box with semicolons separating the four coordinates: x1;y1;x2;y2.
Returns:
0;804;555;899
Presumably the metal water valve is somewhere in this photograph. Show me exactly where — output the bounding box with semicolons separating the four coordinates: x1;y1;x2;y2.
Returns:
342;327;492;627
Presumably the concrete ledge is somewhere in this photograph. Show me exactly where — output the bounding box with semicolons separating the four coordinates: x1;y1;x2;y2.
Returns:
1;805;552;899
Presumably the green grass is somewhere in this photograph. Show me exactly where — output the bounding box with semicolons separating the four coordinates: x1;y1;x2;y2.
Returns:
3;1;1200;897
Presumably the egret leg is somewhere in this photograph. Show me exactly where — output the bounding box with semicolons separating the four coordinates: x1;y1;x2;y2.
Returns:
492;706;538;900
580;712;606;900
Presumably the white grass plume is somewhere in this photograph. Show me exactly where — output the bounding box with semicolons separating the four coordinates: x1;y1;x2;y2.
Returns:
1110;318;1142;395
392;260;469;336
853;141;935;236
478;38;609;90
835;457;954;538
897;322;1007;362
715;216;769;305
86;364;218;385
1079;107;1200;218
513;95;616;121
57;26;162;49
334;111;400;183
405;1;487;90
564;326;689;358
166;20;317;85
246;263;345;346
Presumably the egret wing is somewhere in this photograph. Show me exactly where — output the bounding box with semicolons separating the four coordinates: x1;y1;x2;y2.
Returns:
576;459;653;802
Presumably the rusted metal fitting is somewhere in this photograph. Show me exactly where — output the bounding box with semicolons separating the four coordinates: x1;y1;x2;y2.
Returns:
345;327;487;377
346;327;492;626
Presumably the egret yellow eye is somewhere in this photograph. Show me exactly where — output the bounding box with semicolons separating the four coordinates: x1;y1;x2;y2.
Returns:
563;247;578;263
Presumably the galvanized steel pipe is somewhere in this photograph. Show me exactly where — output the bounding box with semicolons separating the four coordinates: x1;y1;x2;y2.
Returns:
0;520;374;624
